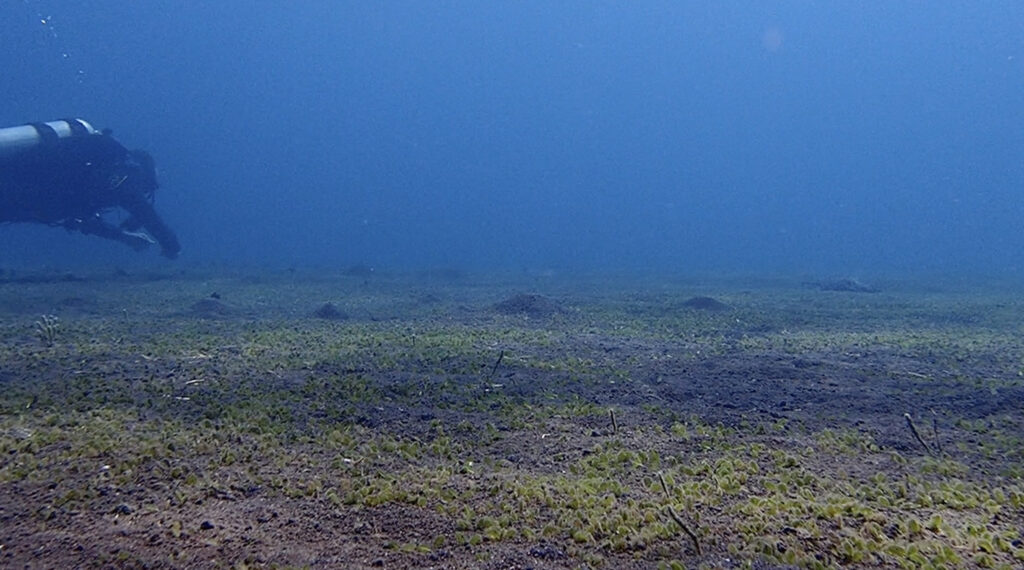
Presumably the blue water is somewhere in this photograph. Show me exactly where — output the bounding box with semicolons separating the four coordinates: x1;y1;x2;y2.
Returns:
3;1;1023;276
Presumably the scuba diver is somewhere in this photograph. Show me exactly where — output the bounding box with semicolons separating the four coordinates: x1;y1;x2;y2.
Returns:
0;119;181;258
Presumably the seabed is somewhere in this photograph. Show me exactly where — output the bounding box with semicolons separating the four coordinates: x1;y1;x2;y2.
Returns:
1;268;1023;569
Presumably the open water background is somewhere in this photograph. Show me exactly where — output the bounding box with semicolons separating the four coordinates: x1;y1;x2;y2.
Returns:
2;1;1023;279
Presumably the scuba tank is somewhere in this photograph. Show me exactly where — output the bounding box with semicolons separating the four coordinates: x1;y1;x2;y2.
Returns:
0;119;98;158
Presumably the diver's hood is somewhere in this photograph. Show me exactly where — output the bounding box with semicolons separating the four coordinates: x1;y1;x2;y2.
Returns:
0;119;98;158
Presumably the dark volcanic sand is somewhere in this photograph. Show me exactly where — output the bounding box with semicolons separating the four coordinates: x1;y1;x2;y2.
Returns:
1;270;1022;569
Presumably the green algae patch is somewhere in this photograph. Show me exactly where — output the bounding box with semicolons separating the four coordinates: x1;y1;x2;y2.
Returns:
1;273;1024;568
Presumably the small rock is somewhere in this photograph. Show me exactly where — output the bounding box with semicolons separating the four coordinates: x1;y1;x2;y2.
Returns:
200;520;215;530
313;302;347;320
112;503;134;515
529;543;567;560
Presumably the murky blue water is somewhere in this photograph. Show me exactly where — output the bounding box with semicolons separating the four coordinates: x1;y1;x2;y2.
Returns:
3;2;1023;277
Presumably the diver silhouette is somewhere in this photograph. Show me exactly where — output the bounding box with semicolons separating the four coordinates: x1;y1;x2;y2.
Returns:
0;119;181;258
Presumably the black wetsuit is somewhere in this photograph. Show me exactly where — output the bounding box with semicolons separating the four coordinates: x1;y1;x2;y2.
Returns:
0;128;180;258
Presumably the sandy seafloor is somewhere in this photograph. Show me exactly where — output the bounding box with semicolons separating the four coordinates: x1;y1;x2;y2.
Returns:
1;267;1022;569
